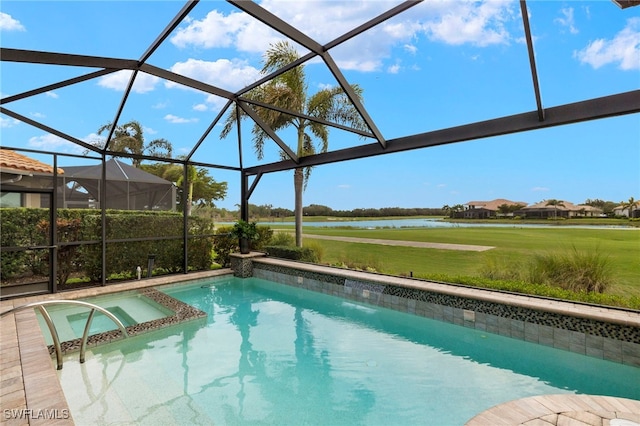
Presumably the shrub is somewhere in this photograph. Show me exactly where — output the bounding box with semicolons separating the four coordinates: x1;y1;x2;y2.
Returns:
37;217;82;286
529;247;611;293
481;246;612;294
265;245;318;262
302;240;324;262
213;226;235;267
269;231;295;246
254;226;274;251
0;208;48;280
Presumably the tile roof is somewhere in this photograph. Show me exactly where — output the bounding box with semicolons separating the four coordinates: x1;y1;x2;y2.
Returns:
0;149;64;175
465;199;528;211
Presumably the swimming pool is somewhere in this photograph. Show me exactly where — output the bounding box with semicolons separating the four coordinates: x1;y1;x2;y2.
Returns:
57;277;640;425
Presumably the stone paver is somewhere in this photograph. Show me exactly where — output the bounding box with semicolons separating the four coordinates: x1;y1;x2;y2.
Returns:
466;395;640;426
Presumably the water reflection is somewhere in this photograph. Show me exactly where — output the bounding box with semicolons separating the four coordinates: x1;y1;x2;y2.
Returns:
221;218;636;229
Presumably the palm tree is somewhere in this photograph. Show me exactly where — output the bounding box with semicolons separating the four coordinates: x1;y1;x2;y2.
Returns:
221;41;366;246
621;196;637;218
97;120;172;167
141;160;227;216
545;199;565;219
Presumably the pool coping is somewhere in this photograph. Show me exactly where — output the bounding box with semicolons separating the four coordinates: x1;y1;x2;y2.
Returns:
253;257;640;328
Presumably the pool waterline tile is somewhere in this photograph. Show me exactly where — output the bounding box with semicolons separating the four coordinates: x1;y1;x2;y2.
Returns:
251;257;640;367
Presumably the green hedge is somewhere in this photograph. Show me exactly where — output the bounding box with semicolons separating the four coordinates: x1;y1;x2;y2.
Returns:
264;245;319;263
0;208;215;283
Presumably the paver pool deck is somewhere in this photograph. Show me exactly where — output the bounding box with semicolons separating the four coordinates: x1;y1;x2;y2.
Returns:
1;266;638;425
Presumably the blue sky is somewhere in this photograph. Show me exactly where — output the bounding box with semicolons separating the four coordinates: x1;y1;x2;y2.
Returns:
1;0;638;211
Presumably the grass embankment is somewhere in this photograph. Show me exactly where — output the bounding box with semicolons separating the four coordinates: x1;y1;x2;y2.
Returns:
290;226;639;308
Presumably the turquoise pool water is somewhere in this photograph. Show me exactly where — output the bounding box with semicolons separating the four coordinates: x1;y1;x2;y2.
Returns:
57;277;640;425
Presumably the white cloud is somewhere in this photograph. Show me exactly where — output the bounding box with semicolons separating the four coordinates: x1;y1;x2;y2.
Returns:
554;8;578;35
574;18;640;71
403;44;418;55
201;94;229;111
421;1;514;47
170;1;516;74
164;114;198;124
144;126;158;135
28;133;84;154
152;101;169;109
532;186;549;192
98;70;161;93
387;64;401;74
193;104;208;112
45;91;59;98
30;112;45;118
170;9;253;49
0;12;25;32
169;58;261;92
337;184;351;189
1;117;20;128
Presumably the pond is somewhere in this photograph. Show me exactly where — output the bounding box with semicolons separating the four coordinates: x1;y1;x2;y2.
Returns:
247;218;636;230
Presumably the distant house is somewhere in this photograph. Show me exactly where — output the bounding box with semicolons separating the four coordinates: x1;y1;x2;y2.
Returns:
463;199;528;219
613;201;640;218
0;149;64;207
515;201;603;219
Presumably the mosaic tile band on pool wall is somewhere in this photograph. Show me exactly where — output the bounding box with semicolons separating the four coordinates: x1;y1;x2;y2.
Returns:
251;261;640;367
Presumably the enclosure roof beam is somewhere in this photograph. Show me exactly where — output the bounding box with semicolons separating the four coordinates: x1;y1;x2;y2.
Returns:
103;70;139;152
520;0;544;121
139;0;199;65
238;101;299;163
325;1;423;51
322;52;386;148
0;48;138;69
140;64;235;99
228;0;324;55
188;100;234;161
0;107;101;154
244;90;640;175
239;97;375;139
1;69;118;105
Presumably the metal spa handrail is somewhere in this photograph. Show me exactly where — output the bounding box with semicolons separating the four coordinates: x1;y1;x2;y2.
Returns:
1;300;129;370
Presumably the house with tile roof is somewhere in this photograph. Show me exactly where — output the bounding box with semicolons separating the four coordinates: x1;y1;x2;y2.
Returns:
514;200;603;219
612;201;640;218
0;149;63;207
463;199;528;219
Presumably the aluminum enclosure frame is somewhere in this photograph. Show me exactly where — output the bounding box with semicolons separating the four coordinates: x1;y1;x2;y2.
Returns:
1;0;639;294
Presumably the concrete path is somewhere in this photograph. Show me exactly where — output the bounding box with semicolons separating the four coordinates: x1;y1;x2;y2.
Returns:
300;233;494;252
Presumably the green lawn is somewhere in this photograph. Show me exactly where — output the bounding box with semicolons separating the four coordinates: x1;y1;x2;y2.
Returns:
296;226;640;298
